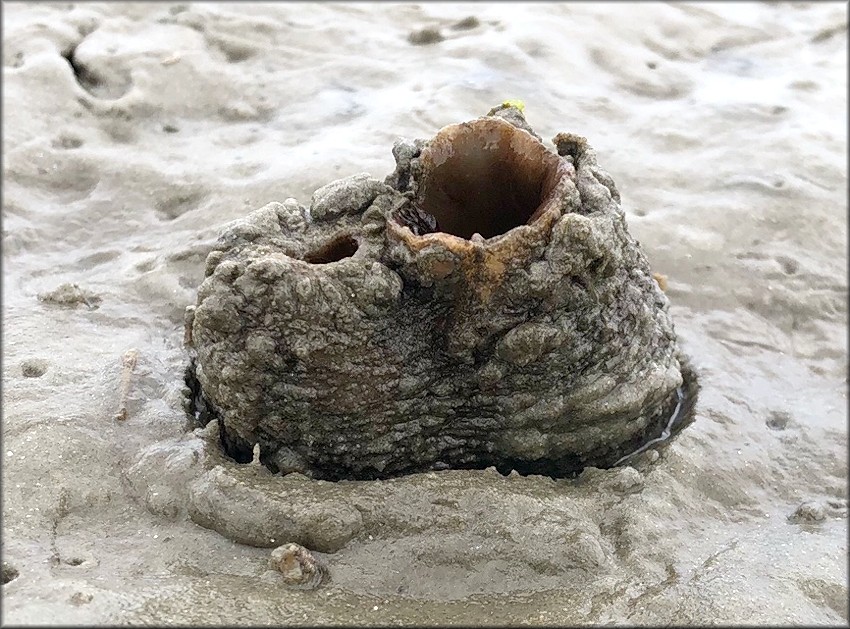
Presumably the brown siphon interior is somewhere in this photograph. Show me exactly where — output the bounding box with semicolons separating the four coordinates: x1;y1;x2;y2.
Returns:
412;119;565;240
304;234;358;264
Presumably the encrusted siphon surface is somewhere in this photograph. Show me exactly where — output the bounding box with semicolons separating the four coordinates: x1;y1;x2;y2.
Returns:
186;105;697;480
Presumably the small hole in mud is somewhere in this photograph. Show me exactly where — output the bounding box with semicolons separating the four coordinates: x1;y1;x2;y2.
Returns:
766;410;791;431
646;61;658;69
303;235;358;264
69;591;94;606
408;28;444;46
52;134;84;149
65;557;85;566
21;359;48;378
2;562;19;584
777;256;799;275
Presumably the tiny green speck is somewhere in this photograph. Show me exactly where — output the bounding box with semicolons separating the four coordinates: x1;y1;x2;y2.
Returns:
501;99;525;112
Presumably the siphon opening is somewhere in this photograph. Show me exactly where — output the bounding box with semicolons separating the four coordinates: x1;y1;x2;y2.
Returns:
303;234;359;264
410;119;566;239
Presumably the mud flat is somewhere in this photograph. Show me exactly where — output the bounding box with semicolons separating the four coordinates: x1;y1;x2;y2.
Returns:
2;2;847;625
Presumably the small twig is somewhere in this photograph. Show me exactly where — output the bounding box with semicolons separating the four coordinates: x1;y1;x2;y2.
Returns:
114;349;139;421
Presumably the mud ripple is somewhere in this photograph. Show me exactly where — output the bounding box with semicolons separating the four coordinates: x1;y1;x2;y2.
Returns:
62;41;132;101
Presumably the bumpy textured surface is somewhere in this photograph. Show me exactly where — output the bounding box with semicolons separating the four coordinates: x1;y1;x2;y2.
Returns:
185;106;696;480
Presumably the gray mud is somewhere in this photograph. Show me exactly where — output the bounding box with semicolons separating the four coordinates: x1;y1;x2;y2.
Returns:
2;2;847;625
